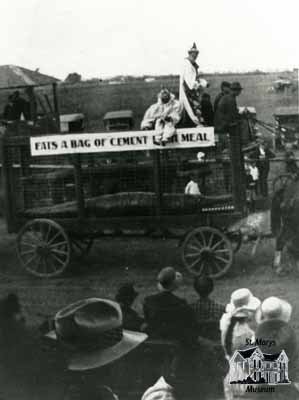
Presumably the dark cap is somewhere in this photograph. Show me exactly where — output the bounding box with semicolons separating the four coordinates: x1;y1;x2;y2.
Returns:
231;82;243;91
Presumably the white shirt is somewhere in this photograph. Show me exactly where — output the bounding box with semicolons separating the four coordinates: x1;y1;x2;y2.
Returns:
185;180;201;195
249;165;259;181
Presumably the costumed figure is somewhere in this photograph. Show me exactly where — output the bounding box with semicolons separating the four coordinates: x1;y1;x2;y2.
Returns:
179;43;208;126
141;88;182;144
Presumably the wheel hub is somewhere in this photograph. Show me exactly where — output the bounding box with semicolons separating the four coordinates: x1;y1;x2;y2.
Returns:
200;247;213;262
36;244;50;257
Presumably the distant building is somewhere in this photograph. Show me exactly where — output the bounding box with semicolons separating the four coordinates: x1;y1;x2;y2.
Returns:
229;346;289;384
0;65;59;89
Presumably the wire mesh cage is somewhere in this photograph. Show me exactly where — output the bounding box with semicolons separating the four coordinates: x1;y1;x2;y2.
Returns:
2;136;236;222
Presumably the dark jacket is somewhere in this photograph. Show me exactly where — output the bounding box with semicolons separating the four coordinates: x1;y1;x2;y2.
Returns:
214;93;239;133
249;146;275;171
200;98;214;126
213;92;223;113
143;291;197;344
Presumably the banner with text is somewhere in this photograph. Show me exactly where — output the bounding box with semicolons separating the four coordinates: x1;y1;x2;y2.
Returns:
30;127;215;157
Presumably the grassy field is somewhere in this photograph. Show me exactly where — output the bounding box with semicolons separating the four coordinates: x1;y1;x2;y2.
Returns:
0;71;297;132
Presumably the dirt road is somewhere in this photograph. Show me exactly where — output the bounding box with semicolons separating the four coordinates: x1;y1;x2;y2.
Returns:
0;217;299;399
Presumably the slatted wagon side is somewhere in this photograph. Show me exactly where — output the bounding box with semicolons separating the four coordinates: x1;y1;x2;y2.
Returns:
1;124;246;278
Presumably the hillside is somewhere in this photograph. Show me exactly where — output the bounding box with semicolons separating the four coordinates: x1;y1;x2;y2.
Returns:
0;71;297;132
57;71;298;131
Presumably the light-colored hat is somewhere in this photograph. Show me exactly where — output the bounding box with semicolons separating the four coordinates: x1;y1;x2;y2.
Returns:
141;377;175;400
188;42;199;54
157;267;183;292
226;288;261;317
256;296;292;324
45;298;147;370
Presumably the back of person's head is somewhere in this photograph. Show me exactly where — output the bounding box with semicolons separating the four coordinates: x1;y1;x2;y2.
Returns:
221;81;231;91
193;275;214;298
201;93;211;100
256;319;298;362
0;293;21;319
115;282;138;307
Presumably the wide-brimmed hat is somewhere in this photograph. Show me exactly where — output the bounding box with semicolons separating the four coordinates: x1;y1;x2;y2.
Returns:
188;42;199;54
231;82;243;91
226;288;261;317
45;298;147;370
157;267;183;292
115;282;138;304
255;296;292;324
141;377;175;400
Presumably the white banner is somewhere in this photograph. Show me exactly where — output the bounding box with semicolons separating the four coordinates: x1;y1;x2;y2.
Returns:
30;127;215;157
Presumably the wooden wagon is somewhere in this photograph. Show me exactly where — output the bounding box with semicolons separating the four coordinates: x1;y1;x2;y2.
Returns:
1;123;247;279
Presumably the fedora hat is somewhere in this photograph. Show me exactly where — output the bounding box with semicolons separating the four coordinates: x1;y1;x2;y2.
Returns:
188;42;199;54
256;296;292;324
226;288;260;317
45;298;147;370
141;377;175;400
231;82;243;91
157;267;183;292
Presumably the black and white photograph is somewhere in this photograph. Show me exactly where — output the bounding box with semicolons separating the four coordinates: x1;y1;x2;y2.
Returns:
0;1;298;399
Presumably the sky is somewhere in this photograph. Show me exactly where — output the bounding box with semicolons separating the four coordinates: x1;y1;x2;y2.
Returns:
0;0;298;80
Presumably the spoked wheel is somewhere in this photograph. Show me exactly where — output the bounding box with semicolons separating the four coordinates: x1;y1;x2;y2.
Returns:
181;226;233;278
272;174;293;193
71;237;94;259
16;219;71;278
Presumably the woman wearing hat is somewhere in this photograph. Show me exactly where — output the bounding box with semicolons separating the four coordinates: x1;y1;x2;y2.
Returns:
220;288;261;399
255;298;299;399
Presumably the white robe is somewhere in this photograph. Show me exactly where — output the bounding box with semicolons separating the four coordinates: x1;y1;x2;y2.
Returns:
179;58;207;126
141;94;182;130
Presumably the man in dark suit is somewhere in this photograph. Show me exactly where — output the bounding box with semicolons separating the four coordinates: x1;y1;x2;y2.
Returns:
214;81;243;150
143;267;197;345
249;133;275;197
213;81;231;113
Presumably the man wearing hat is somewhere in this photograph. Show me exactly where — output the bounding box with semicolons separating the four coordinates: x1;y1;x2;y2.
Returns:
179;43;208;127
143;267;197;345
46;298;147;371
214;81;243;150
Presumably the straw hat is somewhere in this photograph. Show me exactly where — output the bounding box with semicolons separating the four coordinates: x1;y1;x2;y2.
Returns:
255;296;292;324
141;377;176;400
226;288;261;317
45;298;147;370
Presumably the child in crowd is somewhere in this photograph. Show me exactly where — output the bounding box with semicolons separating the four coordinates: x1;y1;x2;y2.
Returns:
190;275;224;341
244;157;258;211
115;281;143;331
184;173;201;195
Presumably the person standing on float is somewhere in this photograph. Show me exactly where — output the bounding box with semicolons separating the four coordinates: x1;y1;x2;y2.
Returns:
179;43;207;127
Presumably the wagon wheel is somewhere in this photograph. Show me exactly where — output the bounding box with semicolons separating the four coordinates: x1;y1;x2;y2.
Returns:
16;219;71;278
181;226;233;278
71;237;94;258
272;174;293;193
